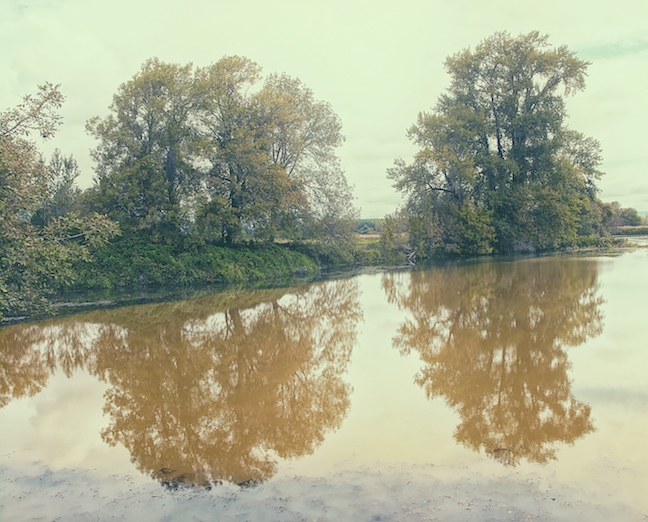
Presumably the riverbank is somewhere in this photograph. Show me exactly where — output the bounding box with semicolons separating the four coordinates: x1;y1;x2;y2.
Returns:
70;236;321;292
0;239;387;324
0;232;636;324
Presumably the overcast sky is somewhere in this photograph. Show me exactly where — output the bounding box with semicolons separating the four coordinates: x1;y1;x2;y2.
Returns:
2;0;647;216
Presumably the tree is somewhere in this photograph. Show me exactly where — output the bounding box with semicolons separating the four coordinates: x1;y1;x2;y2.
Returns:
195;56;279;243
0;85;118;320
389;32;606;256
87;59;201;237
31;149;83;227
196;58;356;244
87;57;357;246
379;211;409;263
259;73;356;243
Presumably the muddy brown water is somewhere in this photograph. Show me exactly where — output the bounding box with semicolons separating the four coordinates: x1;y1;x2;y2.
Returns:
1;249;647;520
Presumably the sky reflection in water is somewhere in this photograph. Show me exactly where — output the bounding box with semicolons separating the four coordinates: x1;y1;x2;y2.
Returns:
1;250;648;517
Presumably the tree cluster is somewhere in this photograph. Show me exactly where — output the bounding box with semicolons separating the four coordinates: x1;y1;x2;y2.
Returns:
389;32;611;256
604;201;644;229
1;34;640;320
1;58;357;319
86;57;357;245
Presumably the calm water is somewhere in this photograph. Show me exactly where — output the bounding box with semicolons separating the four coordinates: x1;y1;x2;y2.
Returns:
1;249;647;519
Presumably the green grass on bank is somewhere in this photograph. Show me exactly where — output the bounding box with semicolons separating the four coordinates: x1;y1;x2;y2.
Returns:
613;226;648;236
67;231;627;295
71;236;322;292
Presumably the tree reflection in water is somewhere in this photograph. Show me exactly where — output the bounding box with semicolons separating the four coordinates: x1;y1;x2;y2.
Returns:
383;258;602;466
0;279;361;487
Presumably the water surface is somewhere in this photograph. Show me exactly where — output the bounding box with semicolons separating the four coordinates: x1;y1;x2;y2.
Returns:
1;249;647;520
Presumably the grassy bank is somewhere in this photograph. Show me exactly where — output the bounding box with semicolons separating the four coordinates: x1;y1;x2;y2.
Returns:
68;231;631;293
70;235;322;292
2;232;630;325
613;226;648;236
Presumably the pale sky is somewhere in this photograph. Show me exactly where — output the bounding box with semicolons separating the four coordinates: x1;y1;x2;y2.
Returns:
2;0;647;217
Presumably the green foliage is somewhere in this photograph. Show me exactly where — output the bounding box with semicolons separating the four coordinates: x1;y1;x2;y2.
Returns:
291;240;356;267
353;247;383;266
389;32;607;257
87;57;357;247
355;220;379;234
602;201;643;231
31;149;83;227
620;208;642;226
71;233;319;291
377;212;408;264
452;201;495;255
1;85;118;320
87;59;199;236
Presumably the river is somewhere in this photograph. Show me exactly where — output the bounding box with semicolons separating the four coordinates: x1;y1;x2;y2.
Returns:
1;248;647;520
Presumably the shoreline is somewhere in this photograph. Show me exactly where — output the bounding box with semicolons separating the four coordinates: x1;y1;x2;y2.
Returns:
3;236;645;326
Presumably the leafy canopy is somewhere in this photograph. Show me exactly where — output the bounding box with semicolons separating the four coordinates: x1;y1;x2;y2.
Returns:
87;57;357;245
390;31;607;256
1;85;118;320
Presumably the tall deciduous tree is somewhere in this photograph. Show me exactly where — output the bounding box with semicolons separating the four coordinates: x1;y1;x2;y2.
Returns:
196;58;355;243
0;85;118;319
195;56;277;243
87;58;201;237
260;73;355;243
390;32;607;256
